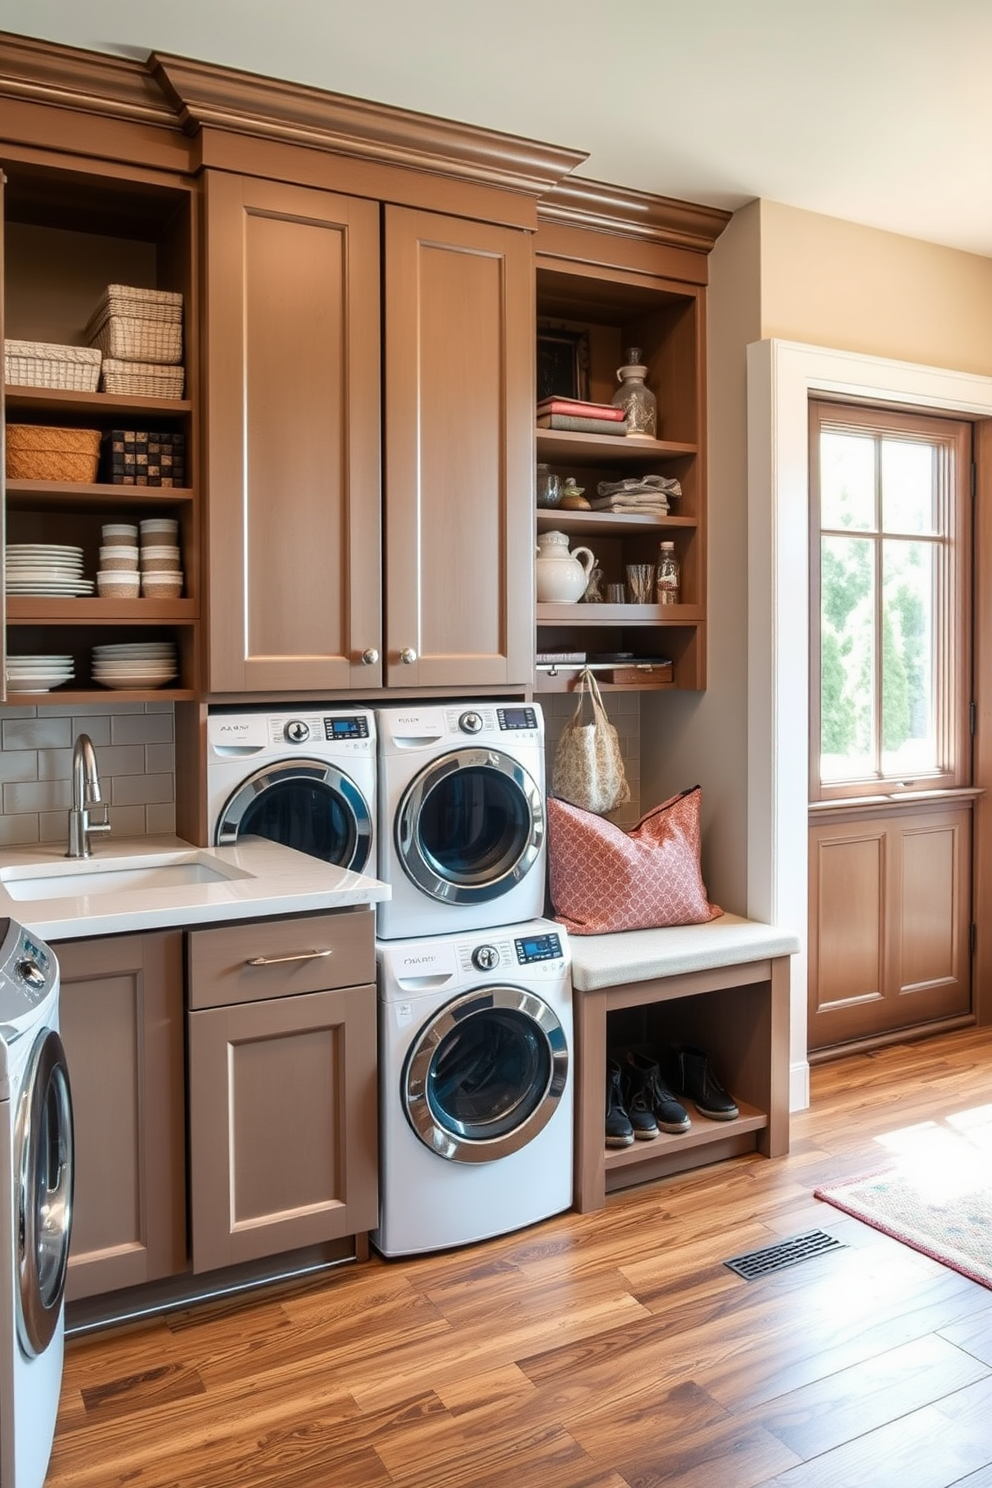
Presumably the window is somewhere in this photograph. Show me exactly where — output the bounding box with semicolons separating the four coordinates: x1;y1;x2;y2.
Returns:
809;400;971;800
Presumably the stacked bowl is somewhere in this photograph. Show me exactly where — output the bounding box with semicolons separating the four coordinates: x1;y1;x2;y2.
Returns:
97;522;139;597
139;518;183;598
5;653;75;693
92;641;177;689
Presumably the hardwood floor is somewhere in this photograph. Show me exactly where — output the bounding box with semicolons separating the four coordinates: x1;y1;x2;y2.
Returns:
49;1026;992;1488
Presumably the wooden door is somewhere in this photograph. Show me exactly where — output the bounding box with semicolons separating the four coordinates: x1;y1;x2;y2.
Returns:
808;801;973;1052
57;931;187;1301
384;206;535;688
187;984;378;1273
204;171;382;692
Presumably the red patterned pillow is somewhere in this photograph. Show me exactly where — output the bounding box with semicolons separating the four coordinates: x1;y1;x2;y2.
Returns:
548;787;722;935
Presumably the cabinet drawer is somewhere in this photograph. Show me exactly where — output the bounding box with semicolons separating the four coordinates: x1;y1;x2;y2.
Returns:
187;909;374;1009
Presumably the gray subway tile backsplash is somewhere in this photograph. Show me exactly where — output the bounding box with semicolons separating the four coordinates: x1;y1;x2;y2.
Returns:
0;703;177;843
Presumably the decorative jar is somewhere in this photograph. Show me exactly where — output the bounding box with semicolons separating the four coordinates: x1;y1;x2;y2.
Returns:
612;347;657;439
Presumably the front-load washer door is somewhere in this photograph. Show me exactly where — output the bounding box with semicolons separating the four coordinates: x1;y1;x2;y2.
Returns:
215;760;374;872
402;985;567;1163
16;1027;73;1358
396;749;544;906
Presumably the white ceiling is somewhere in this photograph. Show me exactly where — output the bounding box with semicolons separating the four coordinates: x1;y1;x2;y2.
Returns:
5;0;992;257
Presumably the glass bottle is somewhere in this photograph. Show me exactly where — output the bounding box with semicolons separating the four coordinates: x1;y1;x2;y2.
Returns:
536;462;562;508
656;541;680;604
611;347;657;439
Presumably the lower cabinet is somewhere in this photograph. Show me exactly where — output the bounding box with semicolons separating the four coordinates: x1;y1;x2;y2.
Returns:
56;931;187;1303
808;799;973;1053
186;909;378;1273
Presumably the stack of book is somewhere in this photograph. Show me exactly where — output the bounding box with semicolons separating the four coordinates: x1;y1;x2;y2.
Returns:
536;397;627;436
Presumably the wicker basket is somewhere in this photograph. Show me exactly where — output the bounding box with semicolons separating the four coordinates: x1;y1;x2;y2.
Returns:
4;339;102;392
88;314;183;366
88;284;183;326
100;360;185;399
6;424;101;482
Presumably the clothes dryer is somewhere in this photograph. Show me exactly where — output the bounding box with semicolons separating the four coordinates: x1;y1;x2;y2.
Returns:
207;707;376;873
374;918;571;1256
0;916;72;1488
376;702;546;939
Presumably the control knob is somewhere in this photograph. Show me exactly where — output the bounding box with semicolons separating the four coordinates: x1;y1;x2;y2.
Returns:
16;957;47;990
459;711;484;734
284;720;310;744
472;944;500;971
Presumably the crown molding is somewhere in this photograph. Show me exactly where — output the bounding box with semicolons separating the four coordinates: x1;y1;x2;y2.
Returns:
0;31;176;126
150;53;587;197
538;176;732;253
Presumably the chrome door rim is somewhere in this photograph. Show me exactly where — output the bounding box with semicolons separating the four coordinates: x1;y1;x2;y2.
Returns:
17;1027;73;1358
215;759;374;872
403;985;568;1162
395;748;544;905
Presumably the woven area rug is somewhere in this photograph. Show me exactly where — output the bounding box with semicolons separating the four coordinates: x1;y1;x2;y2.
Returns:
815;1140;992;1290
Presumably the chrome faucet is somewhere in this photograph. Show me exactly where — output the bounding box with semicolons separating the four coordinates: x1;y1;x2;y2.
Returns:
66;733;112;859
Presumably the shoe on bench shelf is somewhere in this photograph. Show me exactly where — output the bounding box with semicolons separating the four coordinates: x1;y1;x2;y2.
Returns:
670;1044;739;1121
605;1059;635;1148
623;1049;691;1135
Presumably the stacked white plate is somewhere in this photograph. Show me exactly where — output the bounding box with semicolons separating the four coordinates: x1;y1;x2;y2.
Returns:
5;544;94;597
5;653;75;693
92;641;177;689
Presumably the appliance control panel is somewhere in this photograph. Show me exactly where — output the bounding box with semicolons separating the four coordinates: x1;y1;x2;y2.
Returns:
323;716;371;740
497;706;539;732
440;705;542;739
514;930;564;964
0;921;56;1022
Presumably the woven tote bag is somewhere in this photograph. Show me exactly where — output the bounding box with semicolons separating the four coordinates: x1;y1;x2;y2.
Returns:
551;668;631;816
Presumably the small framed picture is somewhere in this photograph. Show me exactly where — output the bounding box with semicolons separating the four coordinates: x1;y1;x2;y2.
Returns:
536;327;589;401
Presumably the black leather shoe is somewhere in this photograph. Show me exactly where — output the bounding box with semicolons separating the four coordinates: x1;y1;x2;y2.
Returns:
605;1060;634;1148
624;1049;691;1134
670;1044;739;1121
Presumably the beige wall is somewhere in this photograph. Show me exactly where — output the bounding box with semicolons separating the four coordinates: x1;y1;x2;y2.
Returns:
758;200;992;374
642;198;992;920
640;201;762;914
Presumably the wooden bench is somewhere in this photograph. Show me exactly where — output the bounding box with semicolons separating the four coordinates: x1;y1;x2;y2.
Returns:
568;914;801;1212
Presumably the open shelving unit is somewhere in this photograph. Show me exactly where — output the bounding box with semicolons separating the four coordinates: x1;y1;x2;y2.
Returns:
1;154;199;703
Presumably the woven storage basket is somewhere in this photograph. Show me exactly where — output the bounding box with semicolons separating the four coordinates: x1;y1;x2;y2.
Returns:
6;425;101;482
88;314;182;365
4;339;101;392
100;360;185;399
89;284;183;326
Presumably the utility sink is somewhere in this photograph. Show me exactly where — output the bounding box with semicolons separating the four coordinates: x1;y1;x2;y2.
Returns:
0;851;254;902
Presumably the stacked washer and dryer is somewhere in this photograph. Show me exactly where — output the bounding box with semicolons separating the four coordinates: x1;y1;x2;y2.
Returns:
373;702;572;1257
204;701;572;1259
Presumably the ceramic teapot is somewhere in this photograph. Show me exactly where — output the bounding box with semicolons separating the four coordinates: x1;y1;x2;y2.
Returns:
535;529;596;604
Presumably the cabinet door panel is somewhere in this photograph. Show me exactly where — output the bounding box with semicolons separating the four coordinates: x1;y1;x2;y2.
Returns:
205;172;381;691
188;984;377;1272
56;932;186;1301
385;206;534;687
808;804;972;1052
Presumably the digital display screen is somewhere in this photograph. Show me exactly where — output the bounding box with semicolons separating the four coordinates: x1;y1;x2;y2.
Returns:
516;933;562;963
499;707;536;731
325;717;368;739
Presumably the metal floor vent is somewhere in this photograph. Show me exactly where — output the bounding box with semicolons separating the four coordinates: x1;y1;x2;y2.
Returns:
724;1229;846;1280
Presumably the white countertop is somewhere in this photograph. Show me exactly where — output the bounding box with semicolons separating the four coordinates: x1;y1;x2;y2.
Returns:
0;835;390;942
566;913;801;991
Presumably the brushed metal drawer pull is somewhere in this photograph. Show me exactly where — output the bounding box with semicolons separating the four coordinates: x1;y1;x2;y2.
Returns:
244;949;333;967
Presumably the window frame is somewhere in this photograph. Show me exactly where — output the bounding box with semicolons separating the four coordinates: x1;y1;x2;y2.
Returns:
809;398;972;803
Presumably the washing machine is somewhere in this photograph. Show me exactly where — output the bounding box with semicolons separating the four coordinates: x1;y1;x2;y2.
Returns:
374;917;572;1256
376;702;546;939
207;706;377;873
0;916;73;1488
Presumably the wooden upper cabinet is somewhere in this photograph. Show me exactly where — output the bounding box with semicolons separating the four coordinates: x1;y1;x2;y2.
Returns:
204;175;535;695
383;206;535;689
204;171;382;693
